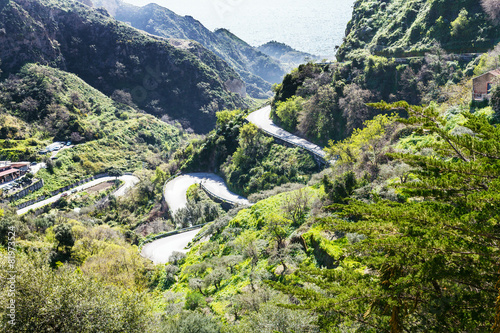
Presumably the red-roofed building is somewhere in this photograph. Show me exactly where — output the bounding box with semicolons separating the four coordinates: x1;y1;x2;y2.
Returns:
0;168;20;184
0;161;29;184
472;69;500;101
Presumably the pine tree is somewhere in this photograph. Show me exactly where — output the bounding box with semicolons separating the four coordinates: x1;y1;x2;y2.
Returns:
271;102;500;332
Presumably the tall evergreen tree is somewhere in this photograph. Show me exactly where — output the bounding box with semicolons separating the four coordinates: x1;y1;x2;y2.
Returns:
271;102;500;332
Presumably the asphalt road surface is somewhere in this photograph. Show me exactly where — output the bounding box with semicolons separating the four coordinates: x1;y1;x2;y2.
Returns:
163;172;250;216
246;105;327;159
143;173;250;264
17;175;139;215
141;228;201;265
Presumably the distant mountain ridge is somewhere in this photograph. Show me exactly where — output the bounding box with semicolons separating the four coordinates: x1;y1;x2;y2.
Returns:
258;41;321;72
0;0;247;133
91;0;289;98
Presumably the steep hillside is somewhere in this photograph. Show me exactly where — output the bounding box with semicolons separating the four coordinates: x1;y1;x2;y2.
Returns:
91;0;286;98
0;0;247;133
258;41;321;72
269;0;500;146
0;63;184;193
338;0;500;60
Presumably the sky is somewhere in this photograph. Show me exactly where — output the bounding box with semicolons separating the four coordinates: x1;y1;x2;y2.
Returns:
120;0;355;58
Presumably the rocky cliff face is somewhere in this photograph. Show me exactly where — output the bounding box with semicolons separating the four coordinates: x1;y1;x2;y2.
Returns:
92;0;285;98
0;0;247;133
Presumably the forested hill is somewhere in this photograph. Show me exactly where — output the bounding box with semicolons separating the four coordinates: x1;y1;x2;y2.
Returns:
91;0;286;98
0;0;247;133
338;0;500;60
257;41;321;72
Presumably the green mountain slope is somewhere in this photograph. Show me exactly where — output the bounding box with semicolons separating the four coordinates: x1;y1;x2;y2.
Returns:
338;0;500;60
0;0;247;133
258;41;321;72
91;0;286;98
0;63;184;192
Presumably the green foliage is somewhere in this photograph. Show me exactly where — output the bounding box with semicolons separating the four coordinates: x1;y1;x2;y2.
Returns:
184;291;207;310
0;252;154;332
169;311;221;333
54;223;75;252
235;301;318;333
273;101;500;332
451;8;470;36
273;96;303;131
273;63;325;104
325;113;398;177
222;123;317;195
337;0;500;60
322;171;357;204
490;83;500;121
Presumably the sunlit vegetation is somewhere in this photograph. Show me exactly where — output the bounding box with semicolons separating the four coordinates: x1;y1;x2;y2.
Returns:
2;0;500;332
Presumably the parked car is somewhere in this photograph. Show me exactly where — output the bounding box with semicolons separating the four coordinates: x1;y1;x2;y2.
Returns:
30;162;37;166
66;141;72;146
61;193;68;197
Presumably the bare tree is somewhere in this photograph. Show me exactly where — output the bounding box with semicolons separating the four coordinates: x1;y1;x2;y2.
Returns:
269;243;304;276
482;0;500;24
339;83;374;135
281;188;310;226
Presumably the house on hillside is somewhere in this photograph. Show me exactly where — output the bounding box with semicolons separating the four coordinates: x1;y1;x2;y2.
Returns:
0;161;30;184
472;69;500;101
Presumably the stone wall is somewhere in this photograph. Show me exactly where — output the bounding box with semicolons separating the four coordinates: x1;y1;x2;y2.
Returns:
6;179;44;202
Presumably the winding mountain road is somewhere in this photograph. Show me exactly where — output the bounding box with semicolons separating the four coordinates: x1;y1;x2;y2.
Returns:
16;175;139;215
164;173;250;217
141;173;250;264
246;105;328;160
141;228;201;265
144;105;329;265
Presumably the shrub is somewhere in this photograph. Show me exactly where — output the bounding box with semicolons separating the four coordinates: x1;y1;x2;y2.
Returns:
184;291;207;310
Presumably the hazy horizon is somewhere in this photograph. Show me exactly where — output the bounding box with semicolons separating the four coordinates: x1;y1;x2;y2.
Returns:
120;0;355;58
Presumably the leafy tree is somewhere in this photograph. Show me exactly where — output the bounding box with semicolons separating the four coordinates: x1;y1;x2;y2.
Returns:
184;292;207;310
53;223;74;253
272;102;500;332
236;301;318;333
44;156;55;174
151;166;167;192
265;214;292;249
169;251;187;265
268;242;304;276
325;113;397;176
188;278;207;296
322;171;357;204
108;167;123;179
298;85;339;144
81;245;150;289
451;8;470;37
204;267;229;291
274;96;303;132
219;255;243;274
490;82;500;121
